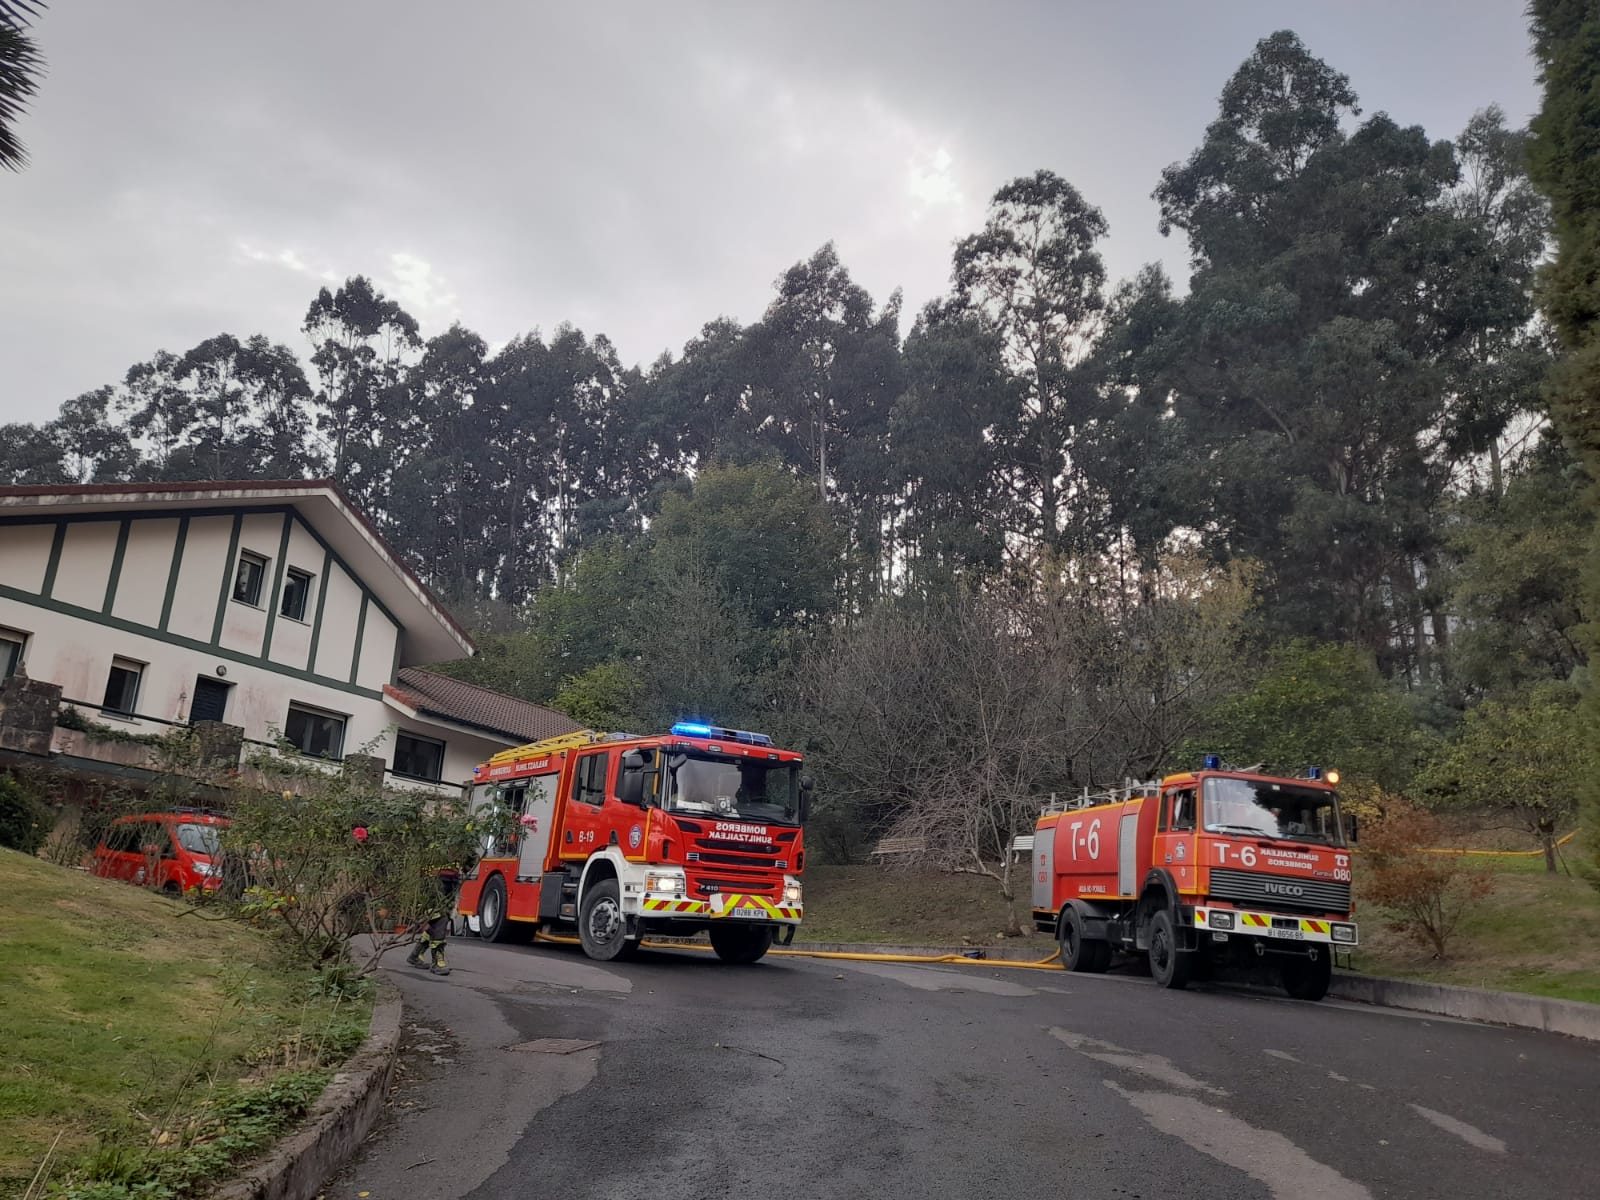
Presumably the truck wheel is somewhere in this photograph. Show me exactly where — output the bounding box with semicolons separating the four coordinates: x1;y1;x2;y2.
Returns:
578;879;638;962
709;923;773;964
1058;907;1109;974
1148;910;1191;990
478;875;512;942
1281;951;1332;1001
476;876;535;944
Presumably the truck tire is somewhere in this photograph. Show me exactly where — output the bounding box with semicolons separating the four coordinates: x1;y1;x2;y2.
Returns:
1281;951;1332;1001
710;923;774;964
1058;907;1110;974
1148;909;1192;990
477;875;535;944
578;878;638;962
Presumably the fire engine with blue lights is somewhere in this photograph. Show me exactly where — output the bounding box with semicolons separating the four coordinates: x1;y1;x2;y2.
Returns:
1032;758;1357;1000
456;723;811;964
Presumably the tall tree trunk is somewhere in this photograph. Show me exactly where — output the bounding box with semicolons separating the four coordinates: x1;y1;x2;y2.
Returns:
817;401;828;504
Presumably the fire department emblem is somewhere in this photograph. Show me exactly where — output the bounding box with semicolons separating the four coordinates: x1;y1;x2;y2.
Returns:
629;823;643;849
1176;843;1186;860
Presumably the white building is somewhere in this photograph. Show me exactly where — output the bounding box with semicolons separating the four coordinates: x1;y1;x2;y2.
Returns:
0;480;578;795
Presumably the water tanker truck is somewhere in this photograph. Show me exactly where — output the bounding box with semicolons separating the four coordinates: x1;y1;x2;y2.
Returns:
1031;760;1356;1000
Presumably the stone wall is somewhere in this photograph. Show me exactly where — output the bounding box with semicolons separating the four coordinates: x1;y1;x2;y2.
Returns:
193;720;245;771
0;672;62;757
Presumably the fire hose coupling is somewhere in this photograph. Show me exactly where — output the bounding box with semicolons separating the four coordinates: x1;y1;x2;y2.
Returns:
645;870;687;896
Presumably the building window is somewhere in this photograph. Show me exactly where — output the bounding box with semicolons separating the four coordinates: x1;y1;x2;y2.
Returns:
102;657;144;717
233;551;268;606
394;732;445;782
281;568;313;621
0;628;25;681
284;703;346;759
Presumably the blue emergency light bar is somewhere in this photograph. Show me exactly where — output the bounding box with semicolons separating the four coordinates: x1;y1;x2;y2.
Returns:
671;722;773;746
1203;754;1222;770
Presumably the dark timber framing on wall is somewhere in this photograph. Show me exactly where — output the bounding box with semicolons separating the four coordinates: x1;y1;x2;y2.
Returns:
0;503;410;701
159;515;191;632
259;515;295;655
40;521;66;598
210;512;244;644
102;518;132;614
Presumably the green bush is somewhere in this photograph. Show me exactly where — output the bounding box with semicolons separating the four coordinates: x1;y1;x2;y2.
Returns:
0;773;52;855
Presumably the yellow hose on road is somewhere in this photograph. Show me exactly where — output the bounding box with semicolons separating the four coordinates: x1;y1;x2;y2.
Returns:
770;947;1063;970
533;930;1063;970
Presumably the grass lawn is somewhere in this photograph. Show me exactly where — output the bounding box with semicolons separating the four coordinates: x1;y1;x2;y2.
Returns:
1347;853;1600;1005
803;864;1048;947
803;856;1600;1004
0;849;372;1200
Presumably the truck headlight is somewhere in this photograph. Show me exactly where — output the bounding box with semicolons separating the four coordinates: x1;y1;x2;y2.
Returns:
1332;923;1357;943
192;863;215;877
1208;910;1234;931
783;876;802;905
645;872;685;895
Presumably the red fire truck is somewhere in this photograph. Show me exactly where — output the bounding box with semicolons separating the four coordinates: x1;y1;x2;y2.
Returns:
1031;759;1357;1000
456;723;810;964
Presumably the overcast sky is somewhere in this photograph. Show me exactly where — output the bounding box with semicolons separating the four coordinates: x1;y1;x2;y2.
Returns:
0;1;1541;425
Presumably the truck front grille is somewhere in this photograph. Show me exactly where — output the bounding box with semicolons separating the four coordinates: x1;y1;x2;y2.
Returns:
1208;868;1350;914
686;836;781;871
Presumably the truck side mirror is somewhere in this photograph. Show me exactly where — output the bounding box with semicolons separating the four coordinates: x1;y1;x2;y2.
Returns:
799;775;814;823
1348;815;1359;844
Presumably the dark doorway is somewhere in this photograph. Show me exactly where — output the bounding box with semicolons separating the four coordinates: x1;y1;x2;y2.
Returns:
190;676;231;724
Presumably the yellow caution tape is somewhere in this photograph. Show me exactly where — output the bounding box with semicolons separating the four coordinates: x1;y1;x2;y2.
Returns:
1351;831;1577;857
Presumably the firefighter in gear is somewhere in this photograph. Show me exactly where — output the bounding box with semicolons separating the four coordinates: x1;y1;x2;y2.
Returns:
406;867;462;976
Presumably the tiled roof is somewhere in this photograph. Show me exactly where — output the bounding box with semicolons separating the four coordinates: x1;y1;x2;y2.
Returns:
389;667;583;745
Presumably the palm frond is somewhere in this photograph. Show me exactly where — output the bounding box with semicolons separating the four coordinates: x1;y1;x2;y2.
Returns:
0;2;46;29
0;20;42;171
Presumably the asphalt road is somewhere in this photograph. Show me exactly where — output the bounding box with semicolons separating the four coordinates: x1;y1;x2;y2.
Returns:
327;938;1600;1200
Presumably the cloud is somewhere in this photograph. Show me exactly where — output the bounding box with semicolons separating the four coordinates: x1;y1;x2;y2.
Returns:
907;147;962;221
381;253;460;327
0;0;1544;423
235;242;338;283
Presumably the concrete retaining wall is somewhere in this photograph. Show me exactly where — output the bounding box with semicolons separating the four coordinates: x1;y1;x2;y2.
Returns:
212;982;402;1200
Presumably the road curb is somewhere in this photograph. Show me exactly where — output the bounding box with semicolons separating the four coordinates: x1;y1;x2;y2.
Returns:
211;980;403;1200
1329;973;1600;1041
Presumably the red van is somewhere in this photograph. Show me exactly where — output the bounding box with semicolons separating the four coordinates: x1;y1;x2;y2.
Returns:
92;810;230;896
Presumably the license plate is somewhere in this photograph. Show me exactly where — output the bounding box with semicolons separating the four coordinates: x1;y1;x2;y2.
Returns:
730;907;764;919
1270;928;1305;940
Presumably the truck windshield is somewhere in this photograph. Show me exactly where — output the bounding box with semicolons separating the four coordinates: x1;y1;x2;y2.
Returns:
1202;778;1345;846
176;823;221;856
664;753;801;825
